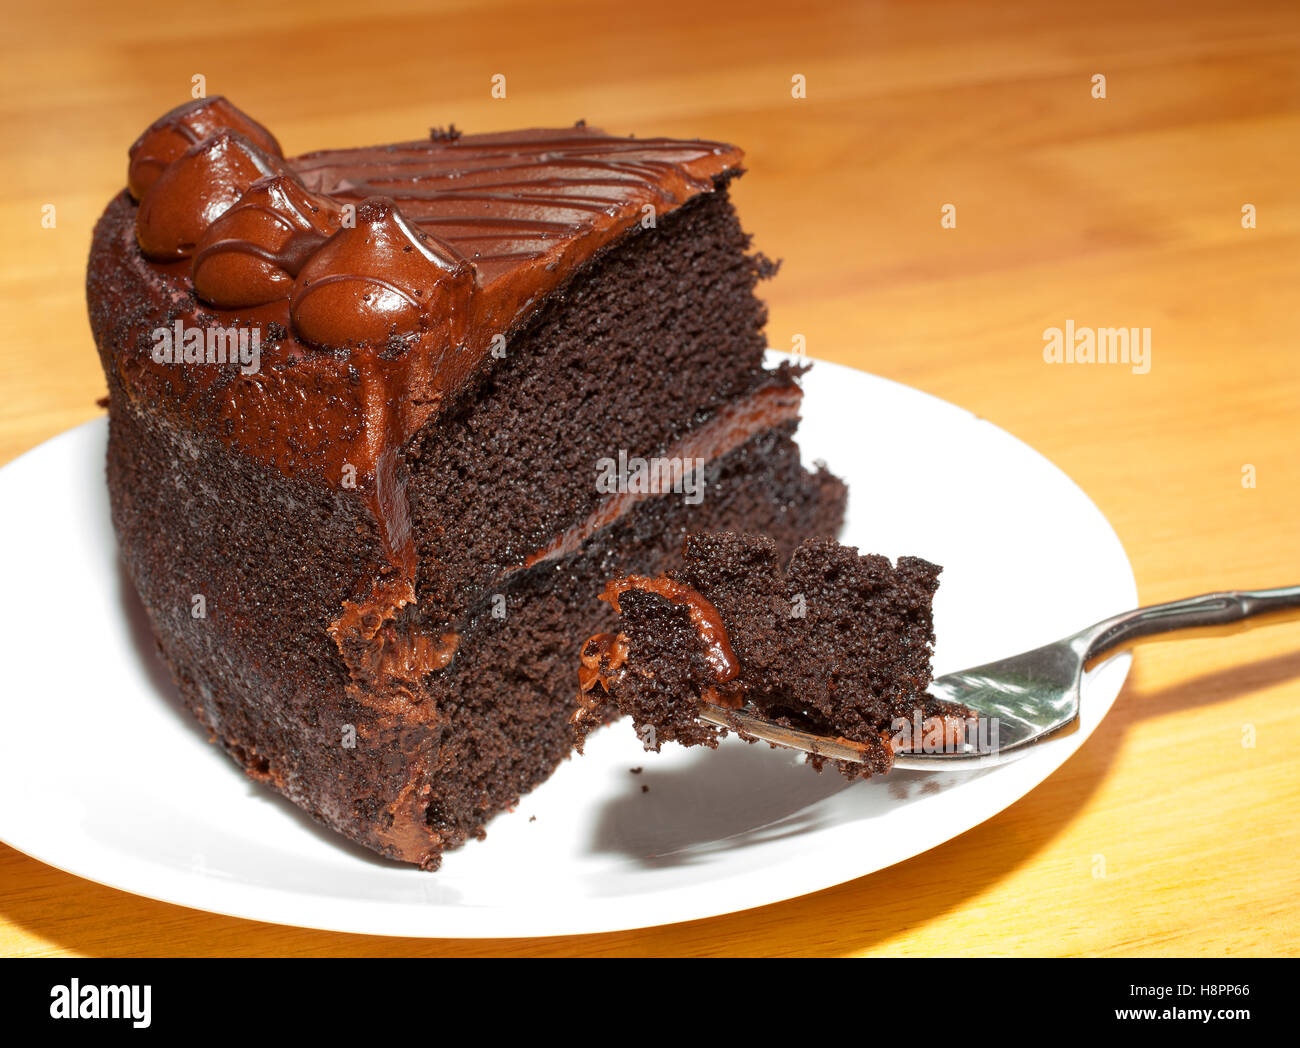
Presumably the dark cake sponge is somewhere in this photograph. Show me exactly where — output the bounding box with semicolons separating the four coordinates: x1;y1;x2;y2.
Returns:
576;532;954;777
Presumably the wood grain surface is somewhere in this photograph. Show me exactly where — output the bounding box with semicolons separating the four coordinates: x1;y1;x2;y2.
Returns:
1;0;1297;956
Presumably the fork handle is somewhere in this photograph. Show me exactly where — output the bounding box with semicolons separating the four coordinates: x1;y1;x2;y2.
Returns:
1082;585;1300;662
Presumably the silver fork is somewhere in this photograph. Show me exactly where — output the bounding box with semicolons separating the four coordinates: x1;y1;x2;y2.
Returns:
697;586;1300;770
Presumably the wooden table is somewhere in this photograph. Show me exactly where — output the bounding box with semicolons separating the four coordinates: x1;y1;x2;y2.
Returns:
2;0;1297;957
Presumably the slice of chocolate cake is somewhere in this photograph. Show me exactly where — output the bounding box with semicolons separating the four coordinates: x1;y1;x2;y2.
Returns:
575;532;956;777
89;98;845;868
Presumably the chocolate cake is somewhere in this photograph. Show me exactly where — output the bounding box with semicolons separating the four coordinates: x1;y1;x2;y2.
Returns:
575;532;955;777
89;98;846;868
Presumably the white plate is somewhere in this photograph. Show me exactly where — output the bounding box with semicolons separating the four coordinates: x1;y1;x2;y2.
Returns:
0;356;1135;938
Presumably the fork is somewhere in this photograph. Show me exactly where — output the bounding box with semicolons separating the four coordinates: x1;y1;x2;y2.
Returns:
697;586;1300;770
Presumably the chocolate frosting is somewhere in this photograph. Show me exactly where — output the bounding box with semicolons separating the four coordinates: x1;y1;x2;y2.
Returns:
599;575;740;682
193;174;343;307
290;197;471;350
579;575;748;716
577;632;630;695
327;577;460;700
136;130;287;260
128;97;284;201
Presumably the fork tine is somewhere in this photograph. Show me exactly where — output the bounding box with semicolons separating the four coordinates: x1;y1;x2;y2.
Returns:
696;704;874;762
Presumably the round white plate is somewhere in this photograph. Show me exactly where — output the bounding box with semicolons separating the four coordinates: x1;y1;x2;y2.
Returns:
0;356;1135;938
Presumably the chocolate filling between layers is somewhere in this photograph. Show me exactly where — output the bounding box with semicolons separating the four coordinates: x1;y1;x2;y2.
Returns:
520;383;801;571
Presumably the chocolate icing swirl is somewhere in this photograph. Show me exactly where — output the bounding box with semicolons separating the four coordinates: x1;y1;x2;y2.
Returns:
290;197;471;349
193;174;343;307
128;96;283;201
136;130;286;260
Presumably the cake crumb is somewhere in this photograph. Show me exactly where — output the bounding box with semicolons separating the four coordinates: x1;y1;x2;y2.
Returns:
641;784;649;793
629;766;642;774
